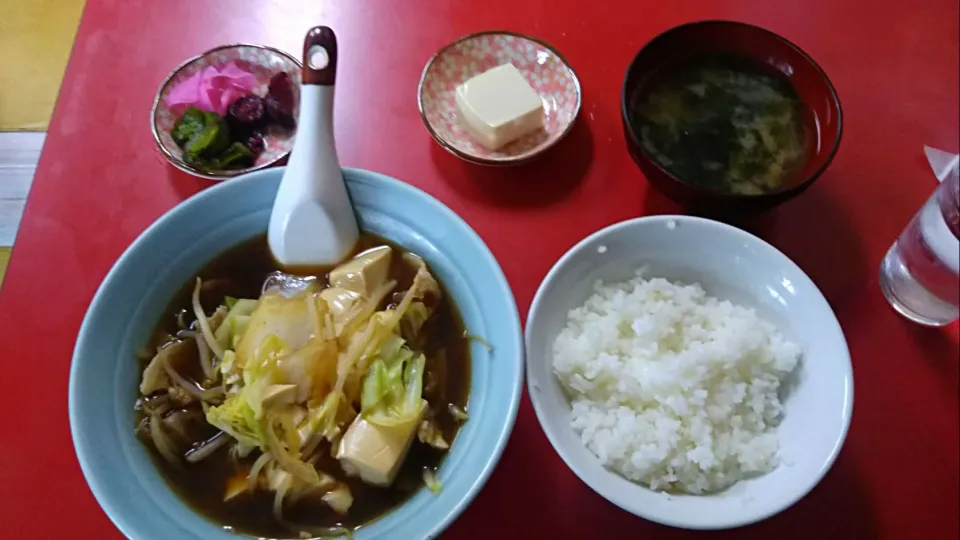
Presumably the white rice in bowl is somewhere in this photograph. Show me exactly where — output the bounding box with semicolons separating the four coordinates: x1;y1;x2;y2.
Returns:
552;271;801;494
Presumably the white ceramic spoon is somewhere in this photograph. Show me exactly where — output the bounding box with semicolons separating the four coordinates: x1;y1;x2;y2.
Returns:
268;26;359;267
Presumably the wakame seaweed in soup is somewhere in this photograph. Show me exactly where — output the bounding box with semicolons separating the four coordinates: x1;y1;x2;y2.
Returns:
631;55;808;195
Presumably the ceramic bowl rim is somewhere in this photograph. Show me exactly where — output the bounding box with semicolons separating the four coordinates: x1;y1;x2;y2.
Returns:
69;167;525;539
150;43;303;181
417;30;583;167
620;20;844;200
524;214;854;530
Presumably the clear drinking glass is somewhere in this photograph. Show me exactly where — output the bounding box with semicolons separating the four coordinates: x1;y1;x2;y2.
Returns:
880;162;960;326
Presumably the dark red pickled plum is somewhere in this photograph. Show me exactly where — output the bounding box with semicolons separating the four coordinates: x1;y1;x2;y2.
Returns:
268;72;295;106
244;131;266;157
227;95;266;133
266;72;296;129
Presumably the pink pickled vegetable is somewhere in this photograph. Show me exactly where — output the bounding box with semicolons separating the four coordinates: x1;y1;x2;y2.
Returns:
265;72;297;129
165;61;258;116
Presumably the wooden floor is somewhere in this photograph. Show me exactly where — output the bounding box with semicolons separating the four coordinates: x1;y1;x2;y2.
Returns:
0;133;44;285
0;248;9;285
0;0;84;286
0;0;86;130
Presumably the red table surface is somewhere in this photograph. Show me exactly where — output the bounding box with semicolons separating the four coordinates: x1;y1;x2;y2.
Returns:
1;0;957;538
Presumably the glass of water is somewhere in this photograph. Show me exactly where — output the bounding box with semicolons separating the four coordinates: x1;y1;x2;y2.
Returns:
880;161;960;326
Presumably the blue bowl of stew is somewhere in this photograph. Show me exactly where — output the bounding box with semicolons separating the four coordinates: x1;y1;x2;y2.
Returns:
69;167;523;539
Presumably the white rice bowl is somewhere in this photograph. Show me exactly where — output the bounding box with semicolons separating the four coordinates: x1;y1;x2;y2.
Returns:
552;271;801;494
524;216;853;530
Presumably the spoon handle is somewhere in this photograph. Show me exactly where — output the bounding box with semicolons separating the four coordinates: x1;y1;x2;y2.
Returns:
267;24;358;267
302;26;337;86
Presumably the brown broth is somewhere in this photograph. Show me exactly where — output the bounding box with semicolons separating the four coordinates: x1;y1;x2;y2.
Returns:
135;234;471;538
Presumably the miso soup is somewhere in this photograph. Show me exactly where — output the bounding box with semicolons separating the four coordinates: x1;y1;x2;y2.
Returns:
631;55;808;195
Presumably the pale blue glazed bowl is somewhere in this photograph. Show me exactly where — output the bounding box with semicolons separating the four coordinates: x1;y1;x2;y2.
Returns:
69;168;523;539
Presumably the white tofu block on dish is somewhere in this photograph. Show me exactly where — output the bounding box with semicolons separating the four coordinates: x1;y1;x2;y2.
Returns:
335;401;427;487
454;63;545;151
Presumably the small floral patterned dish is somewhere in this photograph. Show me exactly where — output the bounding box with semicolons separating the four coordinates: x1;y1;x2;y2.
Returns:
151;44;302;181
418;31;582;166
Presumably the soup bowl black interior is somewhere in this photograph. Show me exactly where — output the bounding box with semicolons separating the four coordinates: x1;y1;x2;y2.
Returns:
621;20;843;213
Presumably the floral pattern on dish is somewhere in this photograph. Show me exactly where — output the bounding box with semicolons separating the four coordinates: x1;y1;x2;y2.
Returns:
152;44;302;180
418;32;582;165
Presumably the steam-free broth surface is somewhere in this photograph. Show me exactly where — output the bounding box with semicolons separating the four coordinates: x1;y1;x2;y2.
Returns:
134;234;471;538
631;55;808;195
